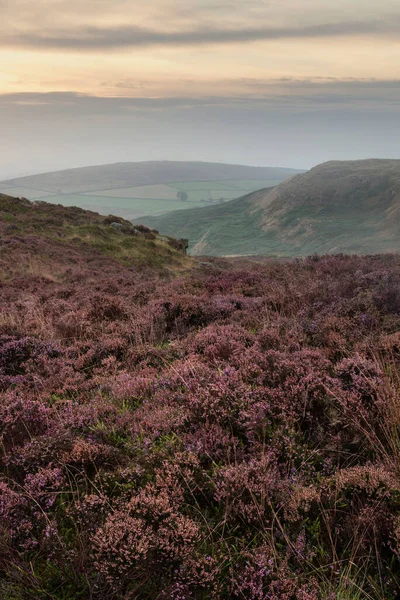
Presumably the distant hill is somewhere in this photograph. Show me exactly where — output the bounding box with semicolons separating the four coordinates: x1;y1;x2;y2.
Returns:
0;161;302;221
1;161;302;193
139;159;400;256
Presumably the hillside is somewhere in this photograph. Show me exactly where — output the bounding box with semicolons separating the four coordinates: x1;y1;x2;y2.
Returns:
140;159;400;256
0;161;302;222
0;194;190;276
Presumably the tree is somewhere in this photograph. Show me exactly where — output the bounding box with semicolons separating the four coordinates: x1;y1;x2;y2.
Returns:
176;191;188;201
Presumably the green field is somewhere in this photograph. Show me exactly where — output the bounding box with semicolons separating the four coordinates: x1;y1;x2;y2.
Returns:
167;179;280;191
2;178;279;220
167;181;239;191
39;194;208;220
85;184;179;200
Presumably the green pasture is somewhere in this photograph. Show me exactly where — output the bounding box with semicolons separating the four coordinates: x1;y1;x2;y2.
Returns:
85;184;179;200
40;194;207;220
3;178;282;221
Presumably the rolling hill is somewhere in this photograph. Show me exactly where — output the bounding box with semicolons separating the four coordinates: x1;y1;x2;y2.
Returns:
0;161;302;221
139;159;400;256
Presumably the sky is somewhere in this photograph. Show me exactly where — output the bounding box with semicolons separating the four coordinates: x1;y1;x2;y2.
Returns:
1;0;400;179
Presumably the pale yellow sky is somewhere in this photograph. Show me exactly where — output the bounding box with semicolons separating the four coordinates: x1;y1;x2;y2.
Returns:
1;0;400;97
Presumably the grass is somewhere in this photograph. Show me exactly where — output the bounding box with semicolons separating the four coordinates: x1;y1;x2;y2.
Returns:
60;222;188;269
142;202;398;256
85;184;180;200
202;178;285;190
38;194;208;220
166;179;278;191
137;192;282;256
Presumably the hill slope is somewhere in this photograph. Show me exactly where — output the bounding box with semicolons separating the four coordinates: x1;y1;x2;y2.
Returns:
140;159;400;256
0;194;189;277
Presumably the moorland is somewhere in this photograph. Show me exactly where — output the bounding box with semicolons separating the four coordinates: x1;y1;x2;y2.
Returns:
1;194;400;599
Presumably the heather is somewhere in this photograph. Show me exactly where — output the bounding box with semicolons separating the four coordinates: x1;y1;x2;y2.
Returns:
0;194;189;274
2;211;400;598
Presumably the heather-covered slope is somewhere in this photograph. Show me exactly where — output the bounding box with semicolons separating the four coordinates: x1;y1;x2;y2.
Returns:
0;194;189;274
2;212;400;599
141;159;400;256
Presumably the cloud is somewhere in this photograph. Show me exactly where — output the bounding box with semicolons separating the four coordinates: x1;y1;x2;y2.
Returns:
1;79;399;114
2;17;400;51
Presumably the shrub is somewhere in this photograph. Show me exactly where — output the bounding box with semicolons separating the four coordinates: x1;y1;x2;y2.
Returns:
2;254;400;598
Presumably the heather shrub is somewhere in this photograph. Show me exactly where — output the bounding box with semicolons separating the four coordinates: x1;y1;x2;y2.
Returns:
87;295;127;322
214;456;279;524
55;310;87;340
92;484;200;595
134;224;151;234
0;335;59;389
190;323;254;362
0;392;52;451
374;280;400;315
1;254;400;598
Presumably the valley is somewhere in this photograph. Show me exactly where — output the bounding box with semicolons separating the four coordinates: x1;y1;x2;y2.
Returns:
141;159;400;256
0;161;301;221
